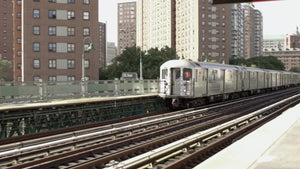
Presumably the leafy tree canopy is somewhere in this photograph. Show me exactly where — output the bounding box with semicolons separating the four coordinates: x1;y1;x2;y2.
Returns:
230;56;285;71
0;54;12;81
99;46;177;80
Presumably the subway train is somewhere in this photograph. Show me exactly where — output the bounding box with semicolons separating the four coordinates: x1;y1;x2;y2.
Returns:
159;59;300;108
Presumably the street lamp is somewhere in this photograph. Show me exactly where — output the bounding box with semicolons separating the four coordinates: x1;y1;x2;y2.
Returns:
139;48;143;80
82;36;95;97
139;48;150;80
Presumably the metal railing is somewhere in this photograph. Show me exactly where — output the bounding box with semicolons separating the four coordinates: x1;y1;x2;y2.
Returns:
0;79;159;104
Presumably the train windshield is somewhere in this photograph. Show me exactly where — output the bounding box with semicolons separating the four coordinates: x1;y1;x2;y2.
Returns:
183;68;192;81
161;69;168;79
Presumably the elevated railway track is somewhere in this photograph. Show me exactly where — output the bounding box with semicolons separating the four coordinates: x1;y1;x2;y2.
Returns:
0;87;299;168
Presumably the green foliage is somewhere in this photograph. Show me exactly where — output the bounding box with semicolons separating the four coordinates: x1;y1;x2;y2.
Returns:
0;54;12;81
229;57;247;66
230;56;285;71
99;46;177;80
289;67;300;72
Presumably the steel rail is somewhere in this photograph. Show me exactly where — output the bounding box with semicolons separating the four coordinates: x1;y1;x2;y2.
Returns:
1;88;298;168
55;91;299;169
104;94;300;169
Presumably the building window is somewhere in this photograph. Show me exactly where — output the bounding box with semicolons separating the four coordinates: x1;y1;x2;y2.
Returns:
17;0;21;5
17;38;22;44
33;26;40;35
67;76;75;81
49;59;56;68
34;0;40;2
67;60;75;68
68;27;75;36
67;11;75;19
17;25;21;31
48;10;56;19
84;44;90;51
33;42;40;52
33;59;40;69
48;26;56;36
83;12;89;20
17;13;21;18
67;43;75;52
48;0;56;2
83;27;89;36
33;9;40;18
17;63;21;69
17;51;21;56
83;0;89;4
33;76;40;82
68;0;75;3
48;43;56;52
48;76;56;82
84;60;89;68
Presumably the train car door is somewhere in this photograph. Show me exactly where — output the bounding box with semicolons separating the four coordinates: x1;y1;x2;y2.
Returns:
171;68;181;95
194;69;201;97
204;69;208;96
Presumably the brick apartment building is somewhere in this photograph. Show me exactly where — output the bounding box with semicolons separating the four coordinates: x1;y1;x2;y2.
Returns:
6;0;101;82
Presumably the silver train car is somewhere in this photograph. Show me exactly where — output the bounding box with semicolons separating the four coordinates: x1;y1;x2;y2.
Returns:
159;60;300;108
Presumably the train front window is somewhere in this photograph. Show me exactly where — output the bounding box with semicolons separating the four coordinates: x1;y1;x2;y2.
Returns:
175;69;180;79
183;68;192;81
162;69;168;79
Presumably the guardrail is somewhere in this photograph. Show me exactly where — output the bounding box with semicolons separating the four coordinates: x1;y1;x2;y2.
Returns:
0;79;159;103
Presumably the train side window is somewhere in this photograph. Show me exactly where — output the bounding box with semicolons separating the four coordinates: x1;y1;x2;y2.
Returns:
211;70;218;81
228;70;233;81
162;69;168;79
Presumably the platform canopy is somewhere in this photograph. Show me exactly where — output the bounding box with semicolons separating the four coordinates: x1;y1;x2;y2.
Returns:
212;0;277;4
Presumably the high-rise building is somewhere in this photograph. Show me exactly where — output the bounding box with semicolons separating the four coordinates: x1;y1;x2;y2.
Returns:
284;28;300;49
106;42;117;66
10;0;100;82
99;22;106;68
118;2;136;55
243;4;263;58
136;1;262;63
137;0;232;63
136;0;176;51
176;0;233;63
0;0;13;81
231;4;245;58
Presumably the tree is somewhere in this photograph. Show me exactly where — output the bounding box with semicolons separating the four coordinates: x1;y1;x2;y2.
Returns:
99;46;177;80
230;56;285;71
0;54;12;81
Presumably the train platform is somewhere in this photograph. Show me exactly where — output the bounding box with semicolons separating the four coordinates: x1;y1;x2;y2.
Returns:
194;103;300;169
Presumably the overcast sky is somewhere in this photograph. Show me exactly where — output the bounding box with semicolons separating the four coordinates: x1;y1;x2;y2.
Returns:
98;0;300;44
